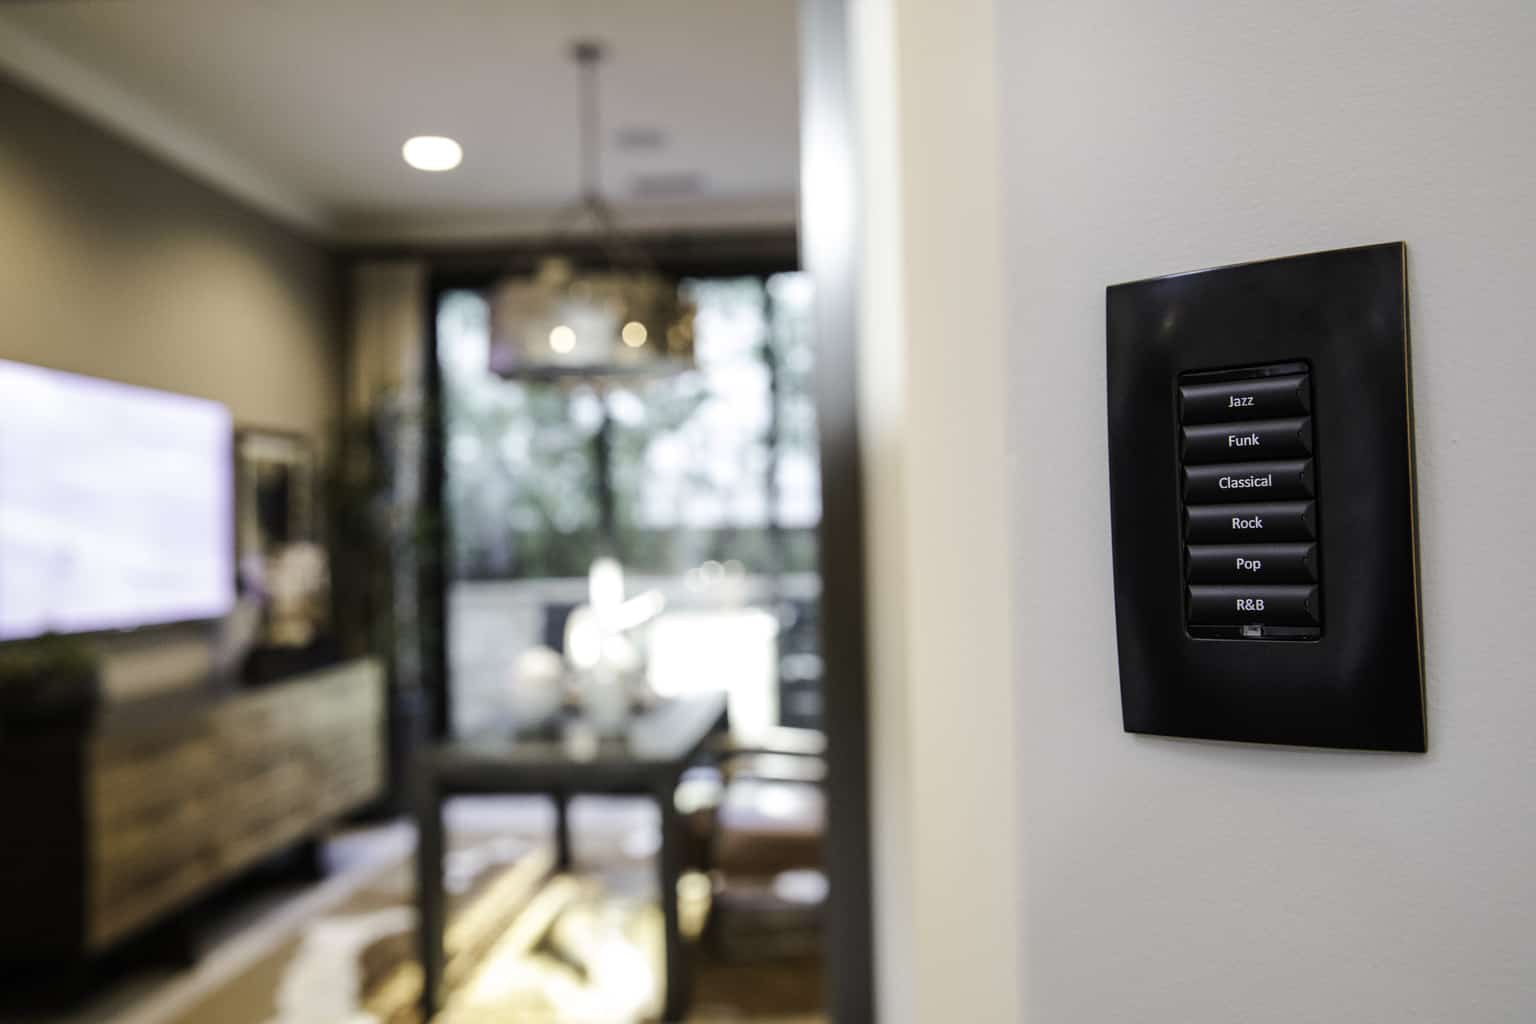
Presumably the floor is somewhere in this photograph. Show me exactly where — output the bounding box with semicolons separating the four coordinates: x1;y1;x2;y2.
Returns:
0;797;825;1024
1;824;414;1024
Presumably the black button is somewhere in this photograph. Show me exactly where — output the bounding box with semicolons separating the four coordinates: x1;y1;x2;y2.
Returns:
1182;417;1313;464
1186;543;1318;583
1184;459;1314;503
1187;585;1320;626
1186;501;1316;543
1180;373;1310;424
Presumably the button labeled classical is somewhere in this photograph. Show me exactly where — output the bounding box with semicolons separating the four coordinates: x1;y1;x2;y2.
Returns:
1186;501;1315;543
1186;585;1320;626
1182;417;1313;464
1184;459;1314;503
1179;373;1310;424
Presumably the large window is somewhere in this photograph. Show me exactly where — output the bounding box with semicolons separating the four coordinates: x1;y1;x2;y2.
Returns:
439;274;818;578
439;273;823;734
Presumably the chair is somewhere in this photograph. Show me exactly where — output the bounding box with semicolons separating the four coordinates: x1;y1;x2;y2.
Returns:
644;608;828;960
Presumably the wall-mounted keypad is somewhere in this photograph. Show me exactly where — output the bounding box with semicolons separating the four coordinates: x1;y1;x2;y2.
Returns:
1179;362;1321;639
1109;243;1422;750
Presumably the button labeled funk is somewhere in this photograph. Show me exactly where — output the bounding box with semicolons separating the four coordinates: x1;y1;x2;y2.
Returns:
1182;417;1313;464
1186;501;1315;543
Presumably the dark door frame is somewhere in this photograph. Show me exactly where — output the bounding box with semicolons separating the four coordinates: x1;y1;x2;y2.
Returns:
800;0;876;1019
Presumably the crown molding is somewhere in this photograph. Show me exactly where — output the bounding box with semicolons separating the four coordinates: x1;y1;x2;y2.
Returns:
334;193;799;247
0;16;332;235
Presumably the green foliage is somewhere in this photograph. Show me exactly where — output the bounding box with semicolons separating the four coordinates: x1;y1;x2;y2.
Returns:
439;273;822;581
328;407;400;660
0;633;99;690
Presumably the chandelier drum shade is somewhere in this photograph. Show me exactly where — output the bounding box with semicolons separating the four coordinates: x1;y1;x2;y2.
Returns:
489;257;695;380
487;42;696;381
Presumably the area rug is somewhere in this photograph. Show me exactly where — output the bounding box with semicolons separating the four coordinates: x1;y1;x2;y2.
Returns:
158;805;824;1024
163;828;552;1024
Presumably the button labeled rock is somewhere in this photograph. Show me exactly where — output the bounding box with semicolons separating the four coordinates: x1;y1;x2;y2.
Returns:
1186;501;1315;543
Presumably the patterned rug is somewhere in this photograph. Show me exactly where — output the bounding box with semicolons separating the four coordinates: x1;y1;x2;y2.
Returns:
158;803;824;1024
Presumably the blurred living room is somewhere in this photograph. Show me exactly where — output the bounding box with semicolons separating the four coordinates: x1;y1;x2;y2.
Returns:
0;2;860;1022
9;1;1535;1024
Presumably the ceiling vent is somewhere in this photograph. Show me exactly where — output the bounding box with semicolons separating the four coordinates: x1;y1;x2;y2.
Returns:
630;172;705;199
615;126;668;151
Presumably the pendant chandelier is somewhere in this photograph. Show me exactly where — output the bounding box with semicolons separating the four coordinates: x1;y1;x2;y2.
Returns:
488;41;696;381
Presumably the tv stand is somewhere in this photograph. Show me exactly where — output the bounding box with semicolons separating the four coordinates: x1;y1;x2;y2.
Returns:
0;658;384;960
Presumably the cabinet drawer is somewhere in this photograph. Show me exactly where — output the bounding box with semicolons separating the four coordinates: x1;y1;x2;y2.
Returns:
219;806;311;874
89;734;217;828
218;761;308;838
89;851;217;950
93;793;215;885
212;691;294;762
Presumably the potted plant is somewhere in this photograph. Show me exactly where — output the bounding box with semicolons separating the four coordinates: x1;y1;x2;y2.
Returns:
0;633;102;732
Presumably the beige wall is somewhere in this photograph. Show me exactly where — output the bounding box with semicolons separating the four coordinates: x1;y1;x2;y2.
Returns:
0;73;341;697
0;72;340;446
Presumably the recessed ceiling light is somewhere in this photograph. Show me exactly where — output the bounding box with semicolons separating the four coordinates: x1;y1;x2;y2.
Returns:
402;136;462;172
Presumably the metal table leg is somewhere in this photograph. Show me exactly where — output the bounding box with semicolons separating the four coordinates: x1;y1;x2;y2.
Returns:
656;785;691;1022
553;791;573;870
415;768;446;1020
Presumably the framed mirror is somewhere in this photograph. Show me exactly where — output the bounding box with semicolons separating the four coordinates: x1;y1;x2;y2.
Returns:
235;429;326;648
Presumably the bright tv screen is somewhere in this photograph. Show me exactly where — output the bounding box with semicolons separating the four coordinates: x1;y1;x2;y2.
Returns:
0;360;235;640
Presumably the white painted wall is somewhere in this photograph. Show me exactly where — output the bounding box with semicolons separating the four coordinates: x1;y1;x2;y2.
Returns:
853;0;1023;1021
997;1;1536;1020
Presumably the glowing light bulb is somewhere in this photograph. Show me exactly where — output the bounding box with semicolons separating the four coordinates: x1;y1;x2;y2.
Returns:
401;136;463;171
621;321;648;347
549;325;576;353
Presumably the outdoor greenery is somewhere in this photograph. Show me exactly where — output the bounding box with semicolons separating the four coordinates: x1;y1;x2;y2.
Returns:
439;274;821;581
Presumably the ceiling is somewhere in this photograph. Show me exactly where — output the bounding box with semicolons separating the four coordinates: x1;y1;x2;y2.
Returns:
0;0;801;241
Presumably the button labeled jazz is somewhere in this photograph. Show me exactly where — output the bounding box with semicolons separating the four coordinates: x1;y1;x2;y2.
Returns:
1187;585;1320;626
1184;459;1314;503
1186;501;1316;543
1186;543;1317;584
1180;373;1310;424
1182;418;1312;464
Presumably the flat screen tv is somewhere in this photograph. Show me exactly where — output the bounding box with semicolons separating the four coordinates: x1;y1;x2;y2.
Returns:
0;360;235;641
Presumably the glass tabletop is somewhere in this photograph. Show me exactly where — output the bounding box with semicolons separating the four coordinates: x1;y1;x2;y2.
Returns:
430;692;728;777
